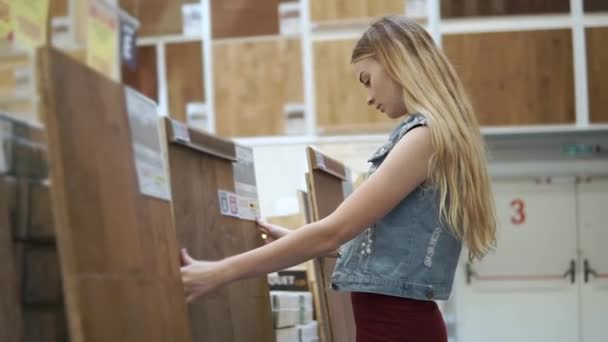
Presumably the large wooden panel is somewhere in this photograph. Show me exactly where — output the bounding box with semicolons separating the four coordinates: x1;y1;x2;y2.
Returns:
306;148;355;342
166;119;275;342
122;46;158;102
120;0;189;37
314;39;394;133
443;30;575;126
311;0;404;22
166;42;204;122
0;178;24;342
585;0;608;12
211;0;279;39
37;47;192;342
441;0;570;18
214;38;293;137
586;27;608;123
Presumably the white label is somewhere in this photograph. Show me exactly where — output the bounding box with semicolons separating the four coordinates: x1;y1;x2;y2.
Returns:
233;145;260;221
125;87;171;201
218;190;241;218
182;3;203;36
315;153;326;170
171;120;190;143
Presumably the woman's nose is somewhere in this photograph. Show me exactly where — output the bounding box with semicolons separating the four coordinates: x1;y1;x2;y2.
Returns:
367;96;375;106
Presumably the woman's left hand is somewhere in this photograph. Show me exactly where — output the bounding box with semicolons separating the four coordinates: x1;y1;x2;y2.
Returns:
180;248;229;303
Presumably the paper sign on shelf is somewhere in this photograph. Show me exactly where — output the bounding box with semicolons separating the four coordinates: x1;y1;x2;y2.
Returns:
10;0;49;48
119;13;138;70
0;0;12;40
125;87;171;201
87;0;119;80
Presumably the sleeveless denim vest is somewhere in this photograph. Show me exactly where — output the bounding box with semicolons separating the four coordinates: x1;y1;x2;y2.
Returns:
330;113;462;301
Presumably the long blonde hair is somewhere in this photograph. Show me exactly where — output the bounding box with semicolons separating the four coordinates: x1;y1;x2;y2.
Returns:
352;16;496;261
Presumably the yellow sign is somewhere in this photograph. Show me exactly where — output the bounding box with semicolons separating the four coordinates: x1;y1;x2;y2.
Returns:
10;0;49;48
86;1;119;80
0;0;11;40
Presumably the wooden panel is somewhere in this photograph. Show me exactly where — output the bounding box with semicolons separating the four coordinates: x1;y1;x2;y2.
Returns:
0;178;24;342
441;0;570;18
314;39;393;132
585;0;608;12
166;119;274;342
586;27;608;123
443;30;575;126
285;39;304;103
306;147;356;342
50;0;68;18
122;46;158;102
166;42;204;122
311;0;404;22
214;39;288;137
211;0;279;39
37;47;192;342
119;0;186;37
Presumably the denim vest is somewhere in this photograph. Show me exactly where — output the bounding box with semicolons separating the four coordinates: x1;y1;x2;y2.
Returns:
331;113;462;301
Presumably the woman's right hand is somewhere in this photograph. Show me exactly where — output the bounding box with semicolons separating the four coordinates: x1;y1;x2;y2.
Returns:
256;218;291;245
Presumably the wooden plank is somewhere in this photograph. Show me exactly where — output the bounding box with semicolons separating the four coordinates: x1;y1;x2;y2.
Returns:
166;42;204;122
37;47;192;342
165;118;275;342
584;0;608;12
443;29;575;126
306;147;356;342
304;172;331;342
122;46;158;103
586;27;608;123
310;0;404;22
214;38;289;137
0;177;25;342
211;0;279;39
440;0;570;18
119;0;187;37
314;39;393;132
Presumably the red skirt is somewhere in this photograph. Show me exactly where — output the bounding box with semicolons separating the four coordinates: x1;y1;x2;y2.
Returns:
351;292;447;342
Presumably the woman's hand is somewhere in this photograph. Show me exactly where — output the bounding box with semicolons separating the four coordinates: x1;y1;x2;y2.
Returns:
256;218;291;245
180;248;230;303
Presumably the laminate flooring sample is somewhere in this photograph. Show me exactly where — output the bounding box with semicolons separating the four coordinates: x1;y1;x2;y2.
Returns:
166;118;274;342
37;47;192;342
306;147;355;342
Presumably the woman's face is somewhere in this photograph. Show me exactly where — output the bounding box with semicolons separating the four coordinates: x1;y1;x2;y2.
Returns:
353;58;407;119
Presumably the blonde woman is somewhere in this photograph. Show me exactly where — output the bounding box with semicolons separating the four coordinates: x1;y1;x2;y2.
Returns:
181;16;496;341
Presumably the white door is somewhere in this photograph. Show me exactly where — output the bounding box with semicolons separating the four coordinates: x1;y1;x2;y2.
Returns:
577;177;608;342
458;179;580;342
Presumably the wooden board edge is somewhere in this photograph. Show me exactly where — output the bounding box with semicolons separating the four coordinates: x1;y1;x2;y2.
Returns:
164;117;237;162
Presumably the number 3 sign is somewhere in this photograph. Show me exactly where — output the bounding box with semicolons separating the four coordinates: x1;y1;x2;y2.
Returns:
510;198;526;225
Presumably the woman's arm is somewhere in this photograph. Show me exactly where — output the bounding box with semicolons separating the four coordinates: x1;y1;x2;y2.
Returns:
182;127;433;300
